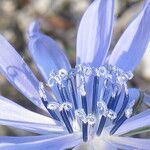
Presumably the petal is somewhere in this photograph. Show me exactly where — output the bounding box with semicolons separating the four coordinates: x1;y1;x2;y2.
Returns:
0;35;44;110
0;96;64;134
0;134;82;150
0;135;60;143
76;0;114;67
109;136;150;150
115;109;150;135
144;93;150;107
109;1;150;71
28;21;71;81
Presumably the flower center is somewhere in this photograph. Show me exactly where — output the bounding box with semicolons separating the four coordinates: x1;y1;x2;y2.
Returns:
39;64;135;142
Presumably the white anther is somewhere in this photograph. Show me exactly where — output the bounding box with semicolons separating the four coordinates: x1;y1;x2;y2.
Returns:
112;86;118;98
125;108;133;118
75;109;87;123
60;102;72;111
58;69;68;79
83;66;92;76
47;102;59;110
54;75;62;85
97;100;108;116
79;84;86;96
75;64;83;73
126;71;133;80
69;69;76;77
107;110;117;120
87;114;96;125
48;72;56;87
99;66;107;76
39;82;47;100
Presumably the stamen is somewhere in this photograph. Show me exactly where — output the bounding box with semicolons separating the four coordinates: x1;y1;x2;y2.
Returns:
110;92;121;111
57;86;66;102
82;122;88;142
96;96;115;136
39;82;60;121
42;99;60;121
107;109;117;120
110;114;127;135
59;109;73;133
96;116;106;136
97;100;108;116
110;100;134;135
39;64;134;142
81;96;88;115
113;93;129;124
68;78;78;109
92;76;99;113
87;114;96;125
47;102;59;110
81;95;88;142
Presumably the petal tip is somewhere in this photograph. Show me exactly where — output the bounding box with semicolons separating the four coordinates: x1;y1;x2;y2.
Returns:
28;21;40;37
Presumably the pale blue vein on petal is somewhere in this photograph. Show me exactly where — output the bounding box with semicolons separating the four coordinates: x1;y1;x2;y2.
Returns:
115;109;150;135
28;21;71;81
76;0;114;67
0;134;82;150
110;137;150;150
109;1;150;71
0;96;64;134
0;134;67;143
0;34;45;110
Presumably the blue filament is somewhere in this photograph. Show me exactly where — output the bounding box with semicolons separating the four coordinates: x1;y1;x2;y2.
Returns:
113;93;129;124
81;95;88;142
41;98;60;121
111;93;121;111
96;116;106;136
96;96;115;136
68;78;78;109
82;96;88;115
60;109;73;133
110;114;127;135
57;86;66;102
59;86;74;120
92;76;99;113
82;122;88;142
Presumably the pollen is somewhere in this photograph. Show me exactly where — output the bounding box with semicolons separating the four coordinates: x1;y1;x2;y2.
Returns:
39;64;135;142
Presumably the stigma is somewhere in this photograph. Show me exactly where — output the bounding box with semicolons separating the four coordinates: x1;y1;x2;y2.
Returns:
39;64;135;142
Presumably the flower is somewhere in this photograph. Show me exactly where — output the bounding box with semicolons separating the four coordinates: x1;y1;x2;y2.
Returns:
0;0;150;150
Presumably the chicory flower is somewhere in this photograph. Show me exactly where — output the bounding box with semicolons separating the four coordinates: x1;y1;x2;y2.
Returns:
0;0;150;149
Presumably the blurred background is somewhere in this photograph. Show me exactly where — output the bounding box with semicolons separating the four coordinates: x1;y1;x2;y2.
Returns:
0;0;149;138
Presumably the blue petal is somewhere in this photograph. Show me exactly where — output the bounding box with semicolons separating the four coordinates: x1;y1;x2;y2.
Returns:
110;136;150;150
0;135;56;143
0;35;45;110
109;1;150;71
115;109;150;135
0;96;64;134
76;0;114;67
28;21;71;81
144;93;150;107
0;134;82;150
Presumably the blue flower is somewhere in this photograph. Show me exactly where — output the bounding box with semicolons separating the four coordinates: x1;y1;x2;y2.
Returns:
0;0;150;149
